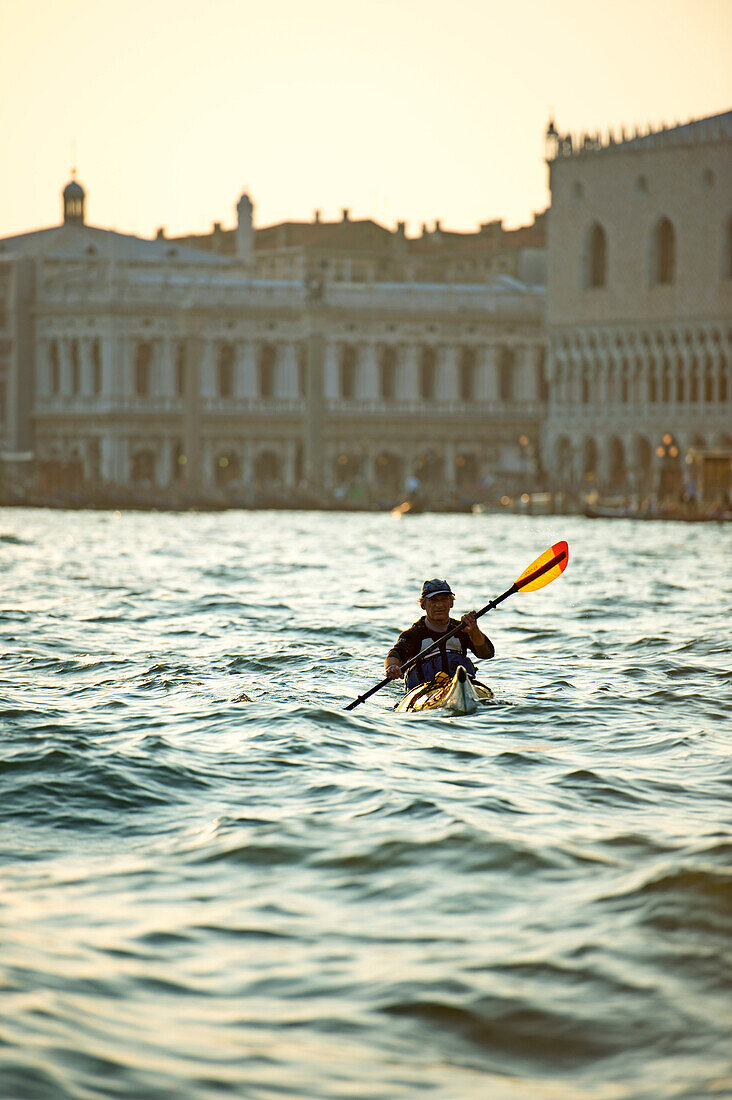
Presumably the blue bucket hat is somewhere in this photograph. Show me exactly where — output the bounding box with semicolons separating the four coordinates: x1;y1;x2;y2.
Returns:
421;578;454;599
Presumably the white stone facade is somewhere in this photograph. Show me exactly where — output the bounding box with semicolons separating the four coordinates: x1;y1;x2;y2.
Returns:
544;110;732;496
25;258;545;502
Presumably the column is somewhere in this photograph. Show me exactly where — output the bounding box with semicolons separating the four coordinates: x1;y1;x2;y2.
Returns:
100;333;117;398
278;341;299;398
199;340;216;398
200;439;215;488
436;345;459;401
158;438;173;486
159;338;175;398
282;439;297;489
100;435;125;483
36;341;51;397
396;344;418;401
356;342;379;400
79;338;94;396
58;339;72;396
475;345;498;401
444;440;456;488
324;341;339;399
119;335;132;397
237;341;257;397
182;334;202;489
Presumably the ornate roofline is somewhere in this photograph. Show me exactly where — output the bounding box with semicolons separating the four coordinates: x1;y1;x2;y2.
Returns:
546;108;732;162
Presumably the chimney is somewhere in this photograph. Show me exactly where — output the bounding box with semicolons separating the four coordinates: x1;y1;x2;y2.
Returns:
314;210;321;223
156;227;166;240
235;191;255;264
342;208;350;222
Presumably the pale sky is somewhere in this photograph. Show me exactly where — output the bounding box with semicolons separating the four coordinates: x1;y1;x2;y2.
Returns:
1;0;730;240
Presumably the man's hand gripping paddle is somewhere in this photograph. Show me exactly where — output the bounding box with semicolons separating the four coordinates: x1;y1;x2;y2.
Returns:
344;540;569;711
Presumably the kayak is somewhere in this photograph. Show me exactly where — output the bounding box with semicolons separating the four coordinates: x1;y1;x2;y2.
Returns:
395;666;494;715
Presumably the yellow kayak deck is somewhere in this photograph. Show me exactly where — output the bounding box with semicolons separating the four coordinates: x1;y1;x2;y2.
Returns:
395;666;494;714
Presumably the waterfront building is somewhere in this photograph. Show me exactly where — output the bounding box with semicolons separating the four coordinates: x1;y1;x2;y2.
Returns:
0;178;546;505
543;109;732;500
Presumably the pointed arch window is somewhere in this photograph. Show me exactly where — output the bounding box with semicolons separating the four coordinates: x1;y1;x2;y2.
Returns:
584;222;607;288
70;340;80;395
49;341;60;394
91;340;102;395
650;217;676;285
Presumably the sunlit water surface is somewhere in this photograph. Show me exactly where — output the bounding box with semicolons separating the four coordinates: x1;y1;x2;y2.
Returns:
1;508;730;1100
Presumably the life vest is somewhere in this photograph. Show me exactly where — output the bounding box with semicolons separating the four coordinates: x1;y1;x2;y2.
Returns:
405;636;477;689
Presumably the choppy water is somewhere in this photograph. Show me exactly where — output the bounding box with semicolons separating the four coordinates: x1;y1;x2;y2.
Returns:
1;508;730;1100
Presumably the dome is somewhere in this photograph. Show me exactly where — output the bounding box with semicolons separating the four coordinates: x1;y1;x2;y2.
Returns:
63;178;85;198
62;174;86;224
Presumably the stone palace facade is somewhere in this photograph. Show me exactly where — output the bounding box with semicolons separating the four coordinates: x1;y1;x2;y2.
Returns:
544;109;732;497
0;182;546;505
1;106;730;507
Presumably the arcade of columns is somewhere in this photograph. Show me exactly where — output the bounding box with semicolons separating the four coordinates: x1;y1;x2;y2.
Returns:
33;326;545;494
546;322;732;492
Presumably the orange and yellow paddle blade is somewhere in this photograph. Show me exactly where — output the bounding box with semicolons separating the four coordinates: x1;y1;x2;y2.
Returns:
515;540;569;593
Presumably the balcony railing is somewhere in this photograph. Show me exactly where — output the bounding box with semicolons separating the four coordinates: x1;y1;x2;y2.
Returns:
33;394;544;419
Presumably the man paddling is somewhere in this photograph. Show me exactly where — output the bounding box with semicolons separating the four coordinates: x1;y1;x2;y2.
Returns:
385;579;495;689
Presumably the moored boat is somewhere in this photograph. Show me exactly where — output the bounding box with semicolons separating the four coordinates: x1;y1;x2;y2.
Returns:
395;666;494;714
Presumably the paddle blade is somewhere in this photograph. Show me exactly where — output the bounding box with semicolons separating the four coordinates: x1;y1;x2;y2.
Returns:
515;540;569;593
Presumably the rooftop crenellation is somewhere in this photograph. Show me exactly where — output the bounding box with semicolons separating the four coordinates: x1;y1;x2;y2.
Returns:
545;108;732;161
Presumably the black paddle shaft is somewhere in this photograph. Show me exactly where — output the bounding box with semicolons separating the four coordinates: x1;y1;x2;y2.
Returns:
344;546;566;711
343;583;517;711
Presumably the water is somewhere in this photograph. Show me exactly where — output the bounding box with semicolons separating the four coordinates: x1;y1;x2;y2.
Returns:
1;508;730;1100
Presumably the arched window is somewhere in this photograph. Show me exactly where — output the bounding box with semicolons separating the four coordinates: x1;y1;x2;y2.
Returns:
175;342;186;396
675;360;684;403
297;345;306;398
689;362;699;403
135;342;152;396
419;347;436;400
70;340;80;395
498;347;514;401
132;449;156;484
254;449;280;486
648;364;657;403
379;346;396;400
584;222;607;288
91;340;102;395
581;366;590;404
49;341;60;394
217;343;234;398
650;217;675;285
258;344;276;398
339;345;357;399
459;347;475;400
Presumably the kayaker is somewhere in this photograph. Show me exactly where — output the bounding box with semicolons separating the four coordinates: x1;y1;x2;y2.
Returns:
385;579;495;689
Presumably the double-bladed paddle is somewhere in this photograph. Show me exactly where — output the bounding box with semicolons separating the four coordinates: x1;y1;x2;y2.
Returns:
344;540;569;711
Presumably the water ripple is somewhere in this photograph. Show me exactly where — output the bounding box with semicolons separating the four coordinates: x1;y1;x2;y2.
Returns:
0;507;730;1099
